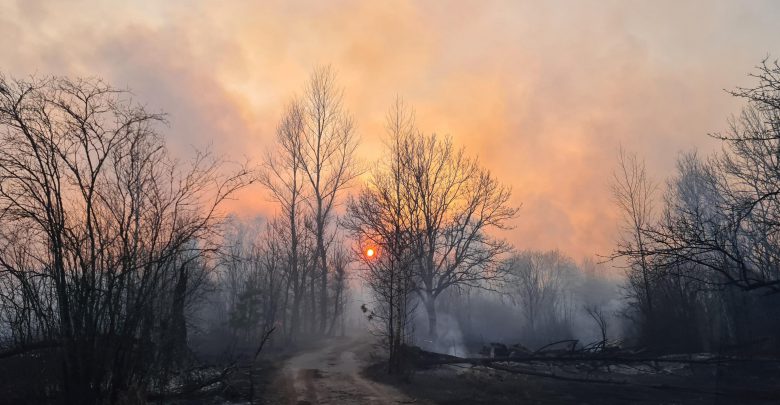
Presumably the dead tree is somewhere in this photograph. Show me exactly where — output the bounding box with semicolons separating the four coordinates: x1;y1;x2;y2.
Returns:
609;60;780;351
644;60;780;294
259;100;309;341
297;66;359;334
0;74;252;403
400;125;518;341
220;218;287;346
585;304;608;346
508;250;578;344
611;147;658;337
344;98;419;373
327;243;351;336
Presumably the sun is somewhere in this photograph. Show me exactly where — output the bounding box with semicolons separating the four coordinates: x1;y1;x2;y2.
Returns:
365;248;375;258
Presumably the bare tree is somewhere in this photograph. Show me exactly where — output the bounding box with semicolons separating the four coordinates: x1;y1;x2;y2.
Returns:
405;135;517;341
297;66;359;334
327;242;351;336
347;99;517;342
617;60;780;294
609;60;780;351
220;217;286;345
585;304;608;346
344;98;419;373
508;250;578;345
259;101;309;341
0;74;252;403
611;147;657;319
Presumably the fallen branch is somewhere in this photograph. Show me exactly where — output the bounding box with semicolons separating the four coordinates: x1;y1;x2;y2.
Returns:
420;348;780;399
147;364;237;401
420;353;780;367
250;326;276;401
533;339;578;354
484;362;629;385
253;326;276;362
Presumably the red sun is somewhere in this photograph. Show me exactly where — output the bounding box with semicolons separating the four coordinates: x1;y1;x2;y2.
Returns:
365;248;375;258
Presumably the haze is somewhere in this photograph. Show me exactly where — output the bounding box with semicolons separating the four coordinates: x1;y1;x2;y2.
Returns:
3;0;779;259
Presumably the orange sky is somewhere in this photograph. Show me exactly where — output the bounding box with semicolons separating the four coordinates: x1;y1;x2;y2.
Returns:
2;0;779;261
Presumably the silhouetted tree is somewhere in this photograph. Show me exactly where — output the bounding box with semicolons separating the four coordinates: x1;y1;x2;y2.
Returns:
348;99;517;343
611;147;658;341
297;66;359;334
508;250;578;345
405;134;517;341
344;98;419;373
613;59;780;352
259;100;309;341
0;74;252;403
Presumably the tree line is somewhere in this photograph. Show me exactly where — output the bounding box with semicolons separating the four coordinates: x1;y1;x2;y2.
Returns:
2;58;779;402
613;59;780;353
0;75;252;403
0;63;518;402
215;66;358;348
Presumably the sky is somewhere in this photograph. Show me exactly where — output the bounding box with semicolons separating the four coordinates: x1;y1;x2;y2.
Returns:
2;0;779;262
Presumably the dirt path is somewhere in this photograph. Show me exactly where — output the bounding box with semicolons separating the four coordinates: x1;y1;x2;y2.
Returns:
268;335;422;405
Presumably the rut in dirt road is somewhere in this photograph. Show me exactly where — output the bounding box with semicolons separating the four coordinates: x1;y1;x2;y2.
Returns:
270;336;423;405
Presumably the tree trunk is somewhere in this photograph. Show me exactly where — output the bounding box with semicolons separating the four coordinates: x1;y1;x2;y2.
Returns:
328;278;342;336
310;270;317;333
319;246;328;334
290;290;302;342
170;260;189;365
424;293;438;342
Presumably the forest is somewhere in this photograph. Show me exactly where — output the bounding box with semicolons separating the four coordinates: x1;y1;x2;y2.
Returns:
1;28;780;405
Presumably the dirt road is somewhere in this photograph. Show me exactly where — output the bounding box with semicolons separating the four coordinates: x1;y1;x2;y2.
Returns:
267;336;423;405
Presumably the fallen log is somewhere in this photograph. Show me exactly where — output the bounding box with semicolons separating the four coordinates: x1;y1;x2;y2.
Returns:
484;361;630;385
480;362;780;399
417;352;780;367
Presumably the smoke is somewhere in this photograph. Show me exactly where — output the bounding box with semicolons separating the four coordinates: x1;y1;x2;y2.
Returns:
415;311;469;357
4;1;778;262
407;253;625;355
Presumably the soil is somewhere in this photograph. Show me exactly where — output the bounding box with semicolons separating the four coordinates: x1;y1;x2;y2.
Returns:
265;334;423;405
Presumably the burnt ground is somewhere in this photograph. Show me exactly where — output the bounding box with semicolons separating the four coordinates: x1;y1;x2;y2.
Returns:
364;353;780;405
252;335;780;405
9;336;777;404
